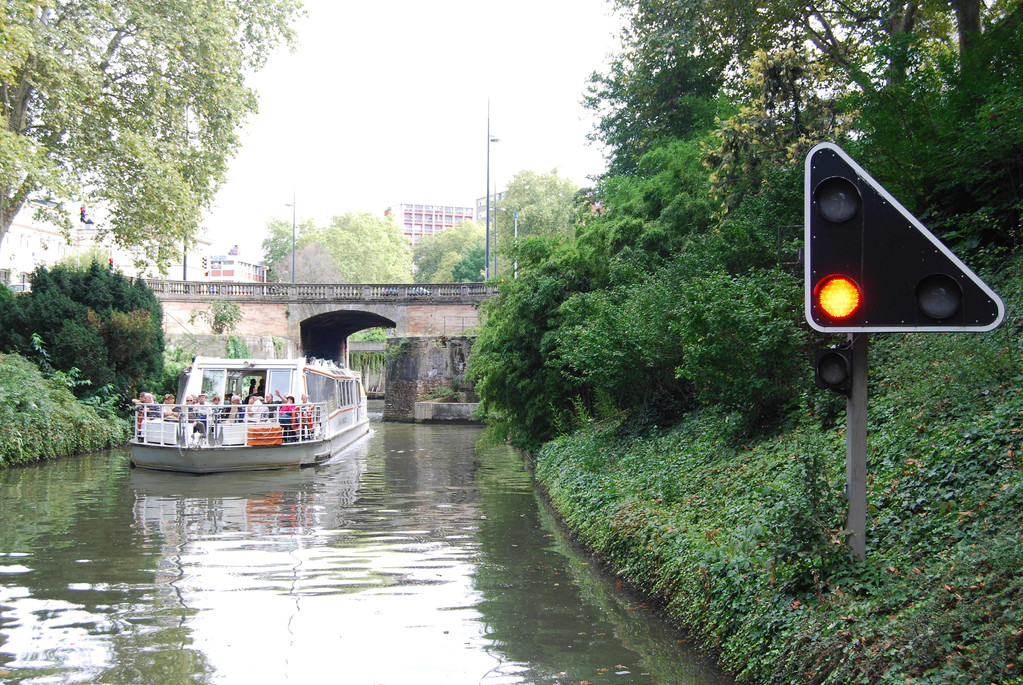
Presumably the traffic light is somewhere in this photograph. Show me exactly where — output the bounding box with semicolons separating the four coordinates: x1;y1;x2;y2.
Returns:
108;258;114;271
80;206;86;223
815;344;853;395
805;143;1004;332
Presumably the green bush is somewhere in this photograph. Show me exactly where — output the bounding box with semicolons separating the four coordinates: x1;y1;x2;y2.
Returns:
0;353;129;466
531;255;1023;684
674;267;809;422
0;263;164;406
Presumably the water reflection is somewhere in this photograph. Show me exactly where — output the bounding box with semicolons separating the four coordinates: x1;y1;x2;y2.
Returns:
0;417;730;684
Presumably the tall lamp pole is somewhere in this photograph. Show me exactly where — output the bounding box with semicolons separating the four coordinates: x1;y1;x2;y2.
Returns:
286;192;296;283
486;106;499;281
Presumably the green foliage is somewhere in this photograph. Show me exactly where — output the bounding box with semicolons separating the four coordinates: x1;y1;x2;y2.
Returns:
703;48;850;211
466;235;595;448
580;138;718;274
674;267;809;421
412;220;484;283
847;13;1023;251
421;384;458;401
189;299;243;335
302;212;412;283
464;3;1023;684
493;170;580;276
0;263;164;404
225;335;250;359
0;0;302;267
534;323;1023;683
0;352;128;466
349;327;390;342
583;3;724;175
451;242;485;282
261;217;316;281
349;350;385;374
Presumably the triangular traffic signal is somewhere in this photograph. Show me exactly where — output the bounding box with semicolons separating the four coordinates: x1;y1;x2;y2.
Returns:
804;142;1004;332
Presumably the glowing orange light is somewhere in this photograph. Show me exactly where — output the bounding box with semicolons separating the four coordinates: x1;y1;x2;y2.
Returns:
816;276;861;319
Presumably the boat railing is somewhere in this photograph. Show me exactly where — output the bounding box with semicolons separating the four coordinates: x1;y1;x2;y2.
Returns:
131;402;330;448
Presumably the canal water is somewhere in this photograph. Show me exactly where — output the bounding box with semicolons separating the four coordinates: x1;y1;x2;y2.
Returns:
0;408;730;684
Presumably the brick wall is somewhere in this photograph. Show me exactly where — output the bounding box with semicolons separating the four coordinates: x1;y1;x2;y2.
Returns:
161;301;290;336
404;304;480;336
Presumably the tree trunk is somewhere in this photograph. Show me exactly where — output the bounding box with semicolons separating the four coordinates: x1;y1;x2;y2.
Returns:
951;0;983;56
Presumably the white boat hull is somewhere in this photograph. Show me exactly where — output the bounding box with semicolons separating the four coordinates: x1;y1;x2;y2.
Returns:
129;356;370;474
130;418;369;474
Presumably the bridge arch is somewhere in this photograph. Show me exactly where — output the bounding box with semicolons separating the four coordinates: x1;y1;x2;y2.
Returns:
300;309;396;362
149;280;489;362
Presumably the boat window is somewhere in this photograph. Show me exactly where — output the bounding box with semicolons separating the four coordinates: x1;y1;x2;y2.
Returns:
267;370;292;398
225;370;259;399
201;369;225;398
306;372;337;413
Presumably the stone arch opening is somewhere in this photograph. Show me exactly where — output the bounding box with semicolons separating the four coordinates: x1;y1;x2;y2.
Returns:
300;309;396;363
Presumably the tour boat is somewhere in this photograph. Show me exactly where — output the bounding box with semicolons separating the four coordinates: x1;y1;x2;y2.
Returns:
129;356;370;474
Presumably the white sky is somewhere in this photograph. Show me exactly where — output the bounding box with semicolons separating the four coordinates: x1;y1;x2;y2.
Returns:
202;0;623;256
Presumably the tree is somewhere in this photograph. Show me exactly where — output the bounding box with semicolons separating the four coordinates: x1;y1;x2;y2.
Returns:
450;242;485;283
413;220;484;283
261;217;316;282
0;262;164;400
306;212;412;283
493;170;579;278
293;243;348;283
0;0;301;267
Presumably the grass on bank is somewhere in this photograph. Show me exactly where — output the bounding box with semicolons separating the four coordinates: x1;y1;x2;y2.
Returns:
0;353;129;467
532;263;1023;684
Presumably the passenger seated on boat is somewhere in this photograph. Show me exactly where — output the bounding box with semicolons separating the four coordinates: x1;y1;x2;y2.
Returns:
279;395;297;442
222;394;243;422
246;395;269;423
191;393;211;441
131;392;159;437
264;393;280;421
162;393;180;420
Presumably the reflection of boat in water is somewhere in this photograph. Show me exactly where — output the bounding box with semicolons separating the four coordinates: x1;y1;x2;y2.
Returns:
130;440;368;536
130;357;369;474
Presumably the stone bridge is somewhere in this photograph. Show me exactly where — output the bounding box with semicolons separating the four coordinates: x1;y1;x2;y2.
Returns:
146;280;492;361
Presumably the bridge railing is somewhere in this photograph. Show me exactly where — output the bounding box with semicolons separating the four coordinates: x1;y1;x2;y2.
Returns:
140;280;495;304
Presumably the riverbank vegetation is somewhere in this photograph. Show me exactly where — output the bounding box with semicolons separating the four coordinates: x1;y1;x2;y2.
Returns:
0;263;165;403
0;352;129;467
0;264;163;465
468;2;1023;682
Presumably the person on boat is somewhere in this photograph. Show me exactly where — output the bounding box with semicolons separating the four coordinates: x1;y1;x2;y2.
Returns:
192;393;211;442
244;378;265;404
264;392;280;422
279;395;298;442
131;392;159;437
246;395;269;423
225;394;244;423
162;393;180;420
299;394;316;440
208;394;223;427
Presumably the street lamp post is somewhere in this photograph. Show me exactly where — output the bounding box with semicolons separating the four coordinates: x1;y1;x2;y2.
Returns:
286;192;296;283
486;107;499;281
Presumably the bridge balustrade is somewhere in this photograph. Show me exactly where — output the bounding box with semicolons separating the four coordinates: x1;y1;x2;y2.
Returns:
140;279;494;304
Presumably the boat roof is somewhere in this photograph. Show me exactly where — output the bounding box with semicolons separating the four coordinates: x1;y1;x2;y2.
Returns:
186;356;355;376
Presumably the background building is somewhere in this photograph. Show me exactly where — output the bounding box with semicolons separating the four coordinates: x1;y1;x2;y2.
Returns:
207;245;267;282
385;203;474;245
475;191;505;225
1;208;215;288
